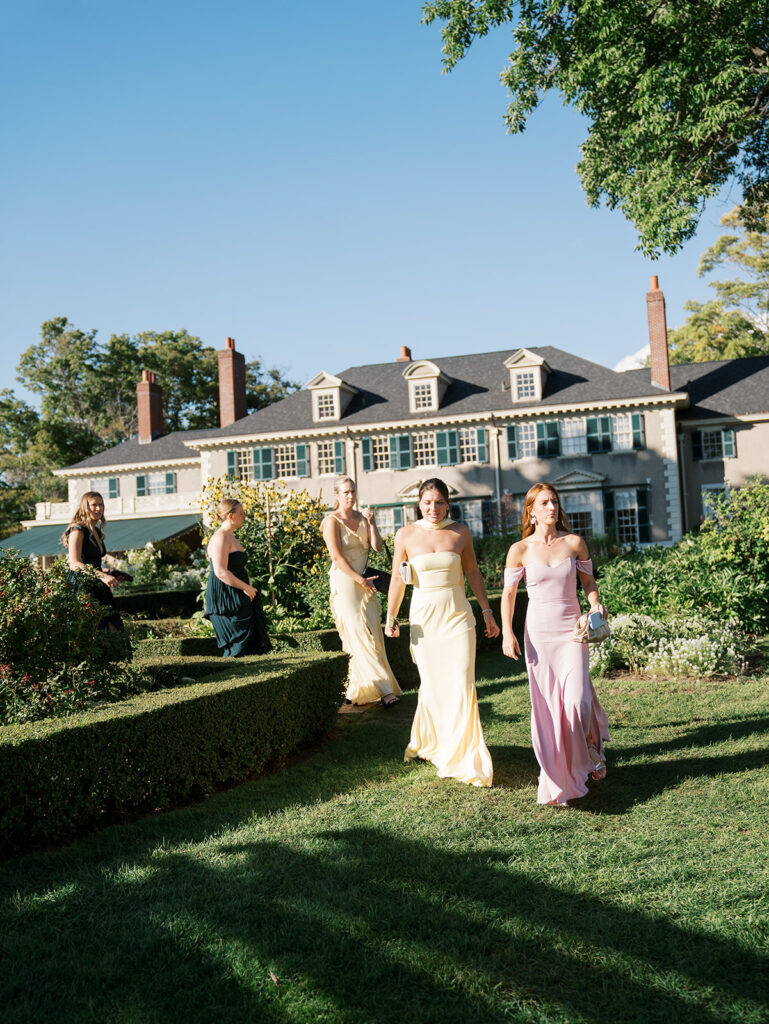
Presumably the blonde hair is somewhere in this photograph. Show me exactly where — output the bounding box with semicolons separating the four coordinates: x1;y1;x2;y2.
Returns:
216;497;242;523
521;483;570;538
333;476;356;508
61;491;106;546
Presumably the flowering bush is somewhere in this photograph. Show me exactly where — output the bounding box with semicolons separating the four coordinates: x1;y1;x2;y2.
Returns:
589;613;748;677
198;476;328;617
0;550;136;724
106;541;206;592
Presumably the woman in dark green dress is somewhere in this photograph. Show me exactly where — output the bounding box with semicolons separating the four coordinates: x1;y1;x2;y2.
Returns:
204;498;272;658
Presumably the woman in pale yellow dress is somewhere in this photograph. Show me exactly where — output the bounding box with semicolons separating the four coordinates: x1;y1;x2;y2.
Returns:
322;476;402;707
385;478;500;787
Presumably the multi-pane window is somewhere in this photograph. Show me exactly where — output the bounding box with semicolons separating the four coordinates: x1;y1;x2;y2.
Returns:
561;418;588;455
515;372;536;400
611;413;634;450
702;430;724;460
316;391;336;420
412;382;435;410
273;445;297;478
564;493;593;538
614;490;639;544
147;472;171;495
517;423;537;458
371;436;390;470
458;428;478;463
412;432;436;466
317;441;336;476
235;449;253;480
107;477;120;499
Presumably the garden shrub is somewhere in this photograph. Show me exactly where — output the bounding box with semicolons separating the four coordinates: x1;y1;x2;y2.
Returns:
0;651;347;853
598;479;769;631
589;613;749;677
0;551;132;726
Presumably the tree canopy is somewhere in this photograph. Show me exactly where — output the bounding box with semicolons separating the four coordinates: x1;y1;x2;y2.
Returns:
668;205;769;362
422;1;769;256
0;321;298;537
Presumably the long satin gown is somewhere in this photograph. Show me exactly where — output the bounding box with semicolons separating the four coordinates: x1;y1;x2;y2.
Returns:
405;551;493;787
328;518;401;705
507;557;609;805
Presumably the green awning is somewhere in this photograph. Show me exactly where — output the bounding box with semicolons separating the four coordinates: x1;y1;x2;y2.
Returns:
0;514;201;558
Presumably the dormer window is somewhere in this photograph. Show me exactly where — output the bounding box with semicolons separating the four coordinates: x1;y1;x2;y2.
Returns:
504;349;551;404
514;371;537;401
315;390;337;420
402;360;450;414
306;371;358;424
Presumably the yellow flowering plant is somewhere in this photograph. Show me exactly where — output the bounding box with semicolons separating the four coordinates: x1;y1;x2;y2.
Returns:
199;476;330;618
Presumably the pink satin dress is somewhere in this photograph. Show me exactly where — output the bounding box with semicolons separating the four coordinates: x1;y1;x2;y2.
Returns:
506;558;609;805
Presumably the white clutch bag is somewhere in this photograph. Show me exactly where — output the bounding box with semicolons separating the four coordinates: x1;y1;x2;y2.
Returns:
399;561;412;585
573;612;611;644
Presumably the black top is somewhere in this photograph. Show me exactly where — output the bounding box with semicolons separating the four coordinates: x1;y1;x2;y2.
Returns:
65;524;105;568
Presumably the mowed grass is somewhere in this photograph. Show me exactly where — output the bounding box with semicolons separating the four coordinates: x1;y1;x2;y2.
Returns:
2;652;768;1024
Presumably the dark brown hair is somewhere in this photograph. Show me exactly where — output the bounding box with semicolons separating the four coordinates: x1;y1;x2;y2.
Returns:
416;478;451;520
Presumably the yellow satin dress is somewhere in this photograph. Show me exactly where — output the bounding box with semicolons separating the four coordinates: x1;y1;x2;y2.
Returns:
328;518;401;705
405;551;493;787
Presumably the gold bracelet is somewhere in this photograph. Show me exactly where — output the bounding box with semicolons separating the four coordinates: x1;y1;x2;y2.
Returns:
386;614;398;630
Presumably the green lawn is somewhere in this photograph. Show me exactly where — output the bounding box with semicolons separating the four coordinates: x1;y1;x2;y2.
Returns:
2;652;768;1024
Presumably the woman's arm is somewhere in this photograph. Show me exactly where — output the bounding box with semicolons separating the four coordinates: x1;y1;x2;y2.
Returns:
209;530;256;600
500;542;524;660
362;506;384;554
460;526;500;639
574;536;607;618
321;515;377;596
384;528;408;636
67;528;118;587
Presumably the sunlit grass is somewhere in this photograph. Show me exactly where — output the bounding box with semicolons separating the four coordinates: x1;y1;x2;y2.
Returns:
2;652;768;1023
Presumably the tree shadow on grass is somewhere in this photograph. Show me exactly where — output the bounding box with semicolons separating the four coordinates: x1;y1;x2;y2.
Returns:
627;714;769;757
3;826;766;1024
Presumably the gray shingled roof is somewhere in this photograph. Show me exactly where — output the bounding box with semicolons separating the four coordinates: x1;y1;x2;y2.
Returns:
623;356;769;419
61;428;218;471
207;346;675;439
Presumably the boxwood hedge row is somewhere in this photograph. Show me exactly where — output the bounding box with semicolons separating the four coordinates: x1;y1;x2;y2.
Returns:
0;651;346;854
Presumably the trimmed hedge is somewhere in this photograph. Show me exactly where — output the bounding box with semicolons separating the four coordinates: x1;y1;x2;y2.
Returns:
115;588;200;619
0;651;346;854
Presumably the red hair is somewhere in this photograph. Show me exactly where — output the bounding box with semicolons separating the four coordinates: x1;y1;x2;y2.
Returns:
521;483;570;538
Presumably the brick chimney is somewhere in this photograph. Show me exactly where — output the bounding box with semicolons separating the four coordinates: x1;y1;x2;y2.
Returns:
217;336;247;427
646;275;671;391
397;345;412;363
136;370;163;443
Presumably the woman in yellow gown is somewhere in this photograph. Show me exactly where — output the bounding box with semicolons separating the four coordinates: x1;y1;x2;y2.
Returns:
322;476;401;707
385;478;500;787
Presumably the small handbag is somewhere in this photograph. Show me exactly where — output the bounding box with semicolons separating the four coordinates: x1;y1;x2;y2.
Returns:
362;541;392;596
573;612;611;645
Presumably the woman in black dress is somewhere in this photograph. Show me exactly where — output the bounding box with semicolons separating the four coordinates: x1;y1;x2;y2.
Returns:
204;498;272;657
64;490;128;643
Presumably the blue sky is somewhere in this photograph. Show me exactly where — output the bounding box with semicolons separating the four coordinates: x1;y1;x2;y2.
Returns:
1;0;734;405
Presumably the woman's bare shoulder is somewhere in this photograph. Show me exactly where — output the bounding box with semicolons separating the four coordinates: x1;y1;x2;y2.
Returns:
505;538;528;567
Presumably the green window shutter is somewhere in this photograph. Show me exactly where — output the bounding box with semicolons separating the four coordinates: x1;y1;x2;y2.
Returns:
603;490;615;535
254;447;273;480
476;428;488;464
361;438;372;473
599;416;612;452
227;451;237;479
506;425;518;461
722;428;736;458
636;488;651;543
589;416;612;452
136;474;147;497
632;412;645;450
436;431;450;467
390;434;412;470
393;507;404;530
108;477;119;499
334;440;346;474
536;421;560;458
692;430;703;461
165;472;176;494
586;417;600;454
295;443;309;478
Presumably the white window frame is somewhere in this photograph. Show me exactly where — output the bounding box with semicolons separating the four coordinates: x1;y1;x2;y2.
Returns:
517;422;537;459
316;441;336;476
370;436;390;471
614;489;639;544
611;413;634;451
412;432;437;467
313;389;339;422
408;379;437;413
273;445;298;479
561;418;588;455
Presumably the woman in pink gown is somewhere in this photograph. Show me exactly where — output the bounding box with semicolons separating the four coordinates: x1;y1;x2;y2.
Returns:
501;483;609;805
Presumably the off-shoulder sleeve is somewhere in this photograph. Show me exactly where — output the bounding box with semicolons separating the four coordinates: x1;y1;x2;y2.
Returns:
575;558;594;575
503;566;525;587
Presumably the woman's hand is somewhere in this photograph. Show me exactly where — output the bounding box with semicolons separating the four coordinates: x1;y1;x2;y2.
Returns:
590;602;608;619
359;576;377;597
100;572;118;588
362;506;375;525
243;584;257;602
482;609;500;639
384;622;400;638
502;633;521;659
